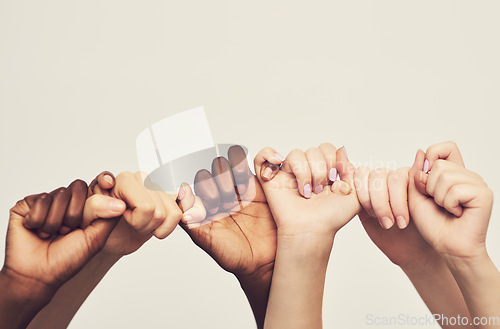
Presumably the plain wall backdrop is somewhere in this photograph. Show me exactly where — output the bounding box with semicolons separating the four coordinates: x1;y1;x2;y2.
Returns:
1;1;499;328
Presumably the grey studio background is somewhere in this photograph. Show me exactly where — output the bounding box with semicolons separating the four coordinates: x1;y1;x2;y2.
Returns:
1;1;499;328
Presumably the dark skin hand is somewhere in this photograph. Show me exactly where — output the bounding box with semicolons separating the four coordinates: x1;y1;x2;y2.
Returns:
178;145;278;329
0;174;125;329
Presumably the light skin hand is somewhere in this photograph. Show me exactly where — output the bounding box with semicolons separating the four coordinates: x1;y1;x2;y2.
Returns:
355;166;472;328
255;144;360;238
97;171;183;257
409;141;492;259
255;143;360;329
0;178;126;329
177;145;277;329
409;141;499;328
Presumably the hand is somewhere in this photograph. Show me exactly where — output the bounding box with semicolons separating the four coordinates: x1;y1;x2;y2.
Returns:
1;178;126;297
255;143;360;238
178;145;277;279
408;141;493;260
93;171;183;257
354;167;438;269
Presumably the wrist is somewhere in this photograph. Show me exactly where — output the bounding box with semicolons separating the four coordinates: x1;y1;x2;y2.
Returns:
400;248;444;275
0;268;56;329
442;248;493;276
277;230;335;260
0;267;56;305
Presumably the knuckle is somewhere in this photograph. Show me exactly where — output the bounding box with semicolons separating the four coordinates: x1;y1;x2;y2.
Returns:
140;202;156;216
388;171;405;186
288;149;303;158
319;142;336;151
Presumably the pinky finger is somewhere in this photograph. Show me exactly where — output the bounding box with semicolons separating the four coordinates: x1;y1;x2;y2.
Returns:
254;147;285;179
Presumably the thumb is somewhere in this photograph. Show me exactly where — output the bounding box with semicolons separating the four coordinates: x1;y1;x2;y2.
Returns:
81;195;126;228
177;183;207;227
79;195;125;256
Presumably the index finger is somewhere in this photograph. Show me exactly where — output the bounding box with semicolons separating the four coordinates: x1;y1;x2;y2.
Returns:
424;141;465;172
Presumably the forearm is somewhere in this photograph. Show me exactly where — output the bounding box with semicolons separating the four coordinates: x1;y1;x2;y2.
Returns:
444;251;500;329
0;268;55;329
237;269;273;329
264;233;334;329
27;251;121;329
402;251;473;329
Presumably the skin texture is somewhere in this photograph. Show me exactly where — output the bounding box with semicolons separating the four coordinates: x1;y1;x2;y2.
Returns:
0;175;126;329
178;145;278;329
27;171;185;329
255;143;360;329
355;166;472;328
409;141;500;329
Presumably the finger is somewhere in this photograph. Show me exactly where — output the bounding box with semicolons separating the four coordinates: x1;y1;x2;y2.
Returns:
177;184;207;222
112;172;157;232
194;169;221;214
410;149;429;197
282;149;312;198
353;167;375;217
254;147;285;181
442;184;471;217
89;171;115;195
425;160;461;197
63;179;88;232
144;190;169;234
23;193;52;231
336;146;356;188
228;145;252;195
152;192;182;239
368;168;394;229
305;148;328;194
431;169;480;209
318;143;338;183
177;183;195;212
388;168;410;229
260;162;281;182
424;141;465;172
82;195;126;227
211;157;238;209
40;187;72;237
331;180;352;195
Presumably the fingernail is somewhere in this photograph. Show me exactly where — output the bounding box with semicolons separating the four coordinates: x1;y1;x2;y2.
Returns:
380;216;393;229
423;159;429;173
183;214;193;222
304;184;312;198
263;167;273;179
329;168;337;181
104;175;114;185
274;153;285;162
340;182;351;195
314;185;323;194
177;185;186;200
39;232;50;239
110;200;125;212
342;146;349;160
59;226;71;235
396;216;407;229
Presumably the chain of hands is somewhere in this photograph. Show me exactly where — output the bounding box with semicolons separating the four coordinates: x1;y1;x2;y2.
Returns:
0;141;498;329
